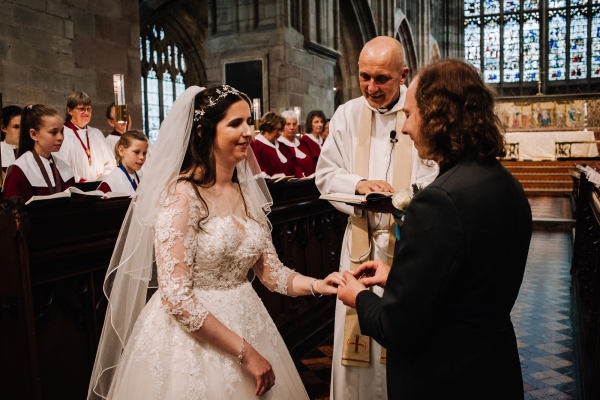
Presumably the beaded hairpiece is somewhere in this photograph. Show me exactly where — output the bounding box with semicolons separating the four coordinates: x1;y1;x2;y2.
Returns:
193;85;240;122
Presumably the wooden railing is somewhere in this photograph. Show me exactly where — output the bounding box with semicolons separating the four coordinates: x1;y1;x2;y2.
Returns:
0;178;346;400
571;173;600;399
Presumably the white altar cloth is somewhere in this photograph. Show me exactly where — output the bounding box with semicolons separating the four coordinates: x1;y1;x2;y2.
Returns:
504;130;599;160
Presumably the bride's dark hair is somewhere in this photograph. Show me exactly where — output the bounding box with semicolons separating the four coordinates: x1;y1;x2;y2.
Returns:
179;85;254;228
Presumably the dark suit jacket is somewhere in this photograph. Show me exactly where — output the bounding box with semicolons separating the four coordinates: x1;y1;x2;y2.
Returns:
356;157;532;399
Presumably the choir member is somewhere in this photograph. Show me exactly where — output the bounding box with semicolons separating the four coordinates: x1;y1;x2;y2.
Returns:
251;112;294;177
1;105;22;179
3;105;74;202
299;109;326;163
278;110;316;177
322;119;330;141
97;130;148;196
55;91;116;182
105;102;130;150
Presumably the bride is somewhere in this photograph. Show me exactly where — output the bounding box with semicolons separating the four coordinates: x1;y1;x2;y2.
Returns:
88;85;345;399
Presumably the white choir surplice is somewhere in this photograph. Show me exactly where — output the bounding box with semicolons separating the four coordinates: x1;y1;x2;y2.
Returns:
54;124;116;182
105;133;121;153
12;151;74;186
97;167;140;197
315;85;439;400
1;141;17;168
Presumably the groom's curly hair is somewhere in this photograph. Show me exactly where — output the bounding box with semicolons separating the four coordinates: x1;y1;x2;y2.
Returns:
415;59;505;169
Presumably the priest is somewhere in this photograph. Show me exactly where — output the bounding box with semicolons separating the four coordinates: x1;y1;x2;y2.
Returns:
55;92;116;182
315;36;438;400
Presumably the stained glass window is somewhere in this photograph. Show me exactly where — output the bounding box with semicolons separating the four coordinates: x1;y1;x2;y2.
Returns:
592;6;600;77
524;0;540;10
484;0;501;14
523;13;540;81
504;15;521;82
465;19;482;71
465;0;480;16
549;0;567;7
549;10;567;80
570;9;588;78
484;17;501;82
505;1;520;12
466;1;599;88
140;26;188;143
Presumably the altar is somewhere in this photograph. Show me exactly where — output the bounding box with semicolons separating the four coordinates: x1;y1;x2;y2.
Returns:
504;130;600;161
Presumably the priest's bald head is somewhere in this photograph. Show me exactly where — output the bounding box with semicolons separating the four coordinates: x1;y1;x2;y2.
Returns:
358;36;409;109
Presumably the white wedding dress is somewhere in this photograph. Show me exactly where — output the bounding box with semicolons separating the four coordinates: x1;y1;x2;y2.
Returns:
106;182;309;399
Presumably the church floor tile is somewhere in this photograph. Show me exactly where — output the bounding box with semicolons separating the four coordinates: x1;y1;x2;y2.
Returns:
294;197;578;400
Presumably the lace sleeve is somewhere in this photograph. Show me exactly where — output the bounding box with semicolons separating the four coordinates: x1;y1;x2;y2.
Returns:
252;228;297;295
154;183;208;332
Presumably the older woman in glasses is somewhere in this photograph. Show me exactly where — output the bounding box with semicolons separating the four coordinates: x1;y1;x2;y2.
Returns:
55;91;116;182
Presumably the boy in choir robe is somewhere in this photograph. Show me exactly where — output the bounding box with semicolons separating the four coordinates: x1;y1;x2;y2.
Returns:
3;105;75;202
251;112;294;177
278;110;316;177
105;102;131;150
299;110;326;163
1;105;22;182
97;130;148;196
54;91;116;183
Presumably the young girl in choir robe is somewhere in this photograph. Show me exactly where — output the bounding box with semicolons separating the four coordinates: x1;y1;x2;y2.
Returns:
1;105;22;182
251;112;294;177
278;110;316;177
299;109;326;164
3;105;75;202
54;91;116;183
97;130;148;196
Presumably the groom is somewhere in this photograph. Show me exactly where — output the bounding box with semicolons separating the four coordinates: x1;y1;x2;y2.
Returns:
338;59;532;399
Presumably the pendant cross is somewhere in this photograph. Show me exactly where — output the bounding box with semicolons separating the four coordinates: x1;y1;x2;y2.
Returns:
347;334;366;354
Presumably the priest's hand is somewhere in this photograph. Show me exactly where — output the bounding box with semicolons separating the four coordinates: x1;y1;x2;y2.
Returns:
354;260;391;289
355;180;394;194
337;271;368;308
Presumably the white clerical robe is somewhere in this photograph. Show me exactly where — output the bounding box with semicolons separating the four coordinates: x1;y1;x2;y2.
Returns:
1;141;17;168
54;124;116;182
315;86;439;400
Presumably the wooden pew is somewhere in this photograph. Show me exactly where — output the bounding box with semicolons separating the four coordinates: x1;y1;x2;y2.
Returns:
0;179;346;400
571;173;600;399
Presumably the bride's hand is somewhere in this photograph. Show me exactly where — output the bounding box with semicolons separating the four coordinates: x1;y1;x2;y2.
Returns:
315;272;346;295
242;344;276;396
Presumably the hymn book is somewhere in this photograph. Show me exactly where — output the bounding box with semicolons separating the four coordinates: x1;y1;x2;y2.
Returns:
25;187;131;206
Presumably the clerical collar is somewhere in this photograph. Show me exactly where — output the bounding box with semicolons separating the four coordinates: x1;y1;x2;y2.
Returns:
376;94;401;114
110;129;122;137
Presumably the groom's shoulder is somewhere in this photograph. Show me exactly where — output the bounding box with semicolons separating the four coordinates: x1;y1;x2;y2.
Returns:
429;158;505;192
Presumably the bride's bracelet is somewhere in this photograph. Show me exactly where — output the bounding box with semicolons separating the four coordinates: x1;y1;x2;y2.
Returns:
310;279;323;298
238;338;245;364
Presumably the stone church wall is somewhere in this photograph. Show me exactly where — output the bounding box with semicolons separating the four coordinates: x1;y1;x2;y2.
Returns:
0;0;142;133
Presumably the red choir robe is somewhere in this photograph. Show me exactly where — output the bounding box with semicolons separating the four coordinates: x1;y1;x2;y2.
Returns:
3;151;75;202
97;166;139;197
251;134;293;177
299;134;322;163
277;137;316;178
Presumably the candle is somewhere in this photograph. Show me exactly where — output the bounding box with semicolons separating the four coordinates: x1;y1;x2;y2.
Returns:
252;98;261;131
112;74;128;124
293;106;303;134
584;101;588;117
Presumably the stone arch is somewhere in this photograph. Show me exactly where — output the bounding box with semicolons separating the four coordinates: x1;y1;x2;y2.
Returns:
335;0;377;107
139;0;207;87
394;10;417;81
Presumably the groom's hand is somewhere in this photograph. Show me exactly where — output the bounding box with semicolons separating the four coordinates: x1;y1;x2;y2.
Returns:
337;271;368;308
354;260;391;289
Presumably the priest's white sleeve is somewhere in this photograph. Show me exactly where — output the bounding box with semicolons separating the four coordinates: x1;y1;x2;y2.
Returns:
315;103;364;217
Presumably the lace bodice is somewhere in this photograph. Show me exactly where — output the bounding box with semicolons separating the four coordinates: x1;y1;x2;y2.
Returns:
154;182;296;332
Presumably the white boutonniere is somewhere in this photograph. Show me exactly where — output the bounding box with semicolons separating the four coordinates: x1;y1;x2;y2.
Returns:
392;184;422;239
